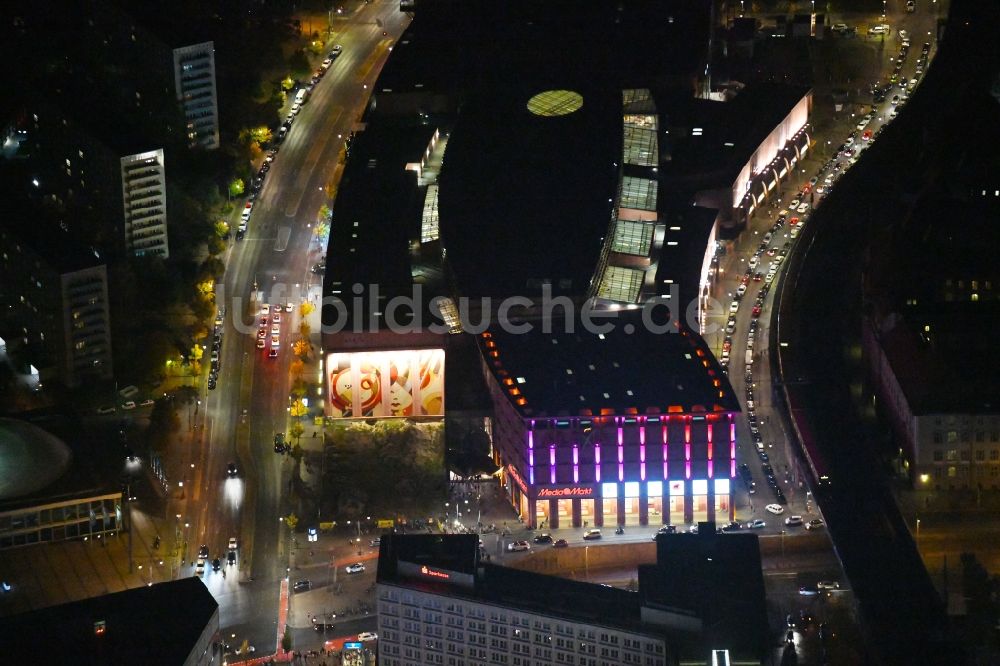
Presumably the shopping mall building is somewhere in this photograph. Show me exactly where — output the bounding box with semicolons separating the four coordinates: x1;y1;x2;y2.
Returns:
321;0;811;529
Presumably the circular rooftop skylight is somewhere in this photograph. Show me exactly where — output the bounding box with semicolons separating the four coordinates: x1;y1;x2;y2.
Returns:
527;90;583;117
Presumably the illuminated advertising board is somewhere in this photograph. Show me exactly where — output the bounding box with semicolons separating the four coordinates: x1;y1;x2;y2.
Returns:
536;485;595;498
326;349;444;418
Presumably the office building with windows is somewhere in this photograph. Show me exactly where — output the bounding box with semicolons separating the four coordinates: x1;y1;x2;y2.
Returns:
375;533;768;665
0;221;113;388
120;148;169;258
172;41;220;150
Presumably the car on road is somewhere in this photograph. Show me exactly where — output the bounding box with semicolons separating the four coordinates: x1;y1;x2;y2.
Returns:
796;202;809;214
736;284;747;297
370;537;381;547
817;580;840;590
507;540;530;552
257;328;267;339
751;304;762;317
533;533;553;544
785;515;804;527
96;405;116;415
345;562;366;574
752;272;763;282
256;338;265;349
308;527;318;542
261;304;270;315
227;462;238;478
357;632;378;642
199;544;210;558
720;521;742;533
293;580;312;592
195;559;206;576
729;300;739;314
229;537;238;551
765;504;785;515
747;519;766;529
274;433;286;452
321;57;333;69
121;401;136;410
583;529;602;540
268;349;279;359
271;323;280;335
868;24;889;36
329;44;343;56
139;398;155;408
227;550;236;565
553;538;569;548
798;585;820;596
212;558;221;571
271;335;280;348
805;518;825;530
272;313;281;324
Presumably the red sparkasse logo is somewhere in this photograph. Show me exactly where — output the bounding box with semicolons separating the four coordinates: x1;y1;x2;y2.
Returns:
537;487;594;498
420;565;450;580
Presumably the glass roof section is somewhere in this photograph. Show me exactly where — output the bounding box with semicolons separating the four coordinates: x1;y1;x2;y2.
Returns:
612;219;655;256
597;265;645;303
621;176;658;212
421;184;440;243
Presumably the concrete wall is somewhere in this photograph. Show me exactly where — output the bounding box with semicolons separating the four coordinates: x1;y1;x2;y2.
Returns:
506;532;833;576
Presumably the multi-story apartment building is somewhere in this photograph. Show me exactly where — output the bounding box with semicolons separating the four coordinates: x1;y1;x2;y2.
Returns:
0;223;113;388
120;149;169;258
376;533;768;665
172;42;220;150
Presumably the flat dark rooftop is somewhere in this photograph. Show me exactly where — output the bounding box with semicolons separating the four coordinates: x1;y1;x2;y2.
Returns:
0;578;217;665
483;312;738;417
322;122;448;332
379;0;712;96
438;87;619;298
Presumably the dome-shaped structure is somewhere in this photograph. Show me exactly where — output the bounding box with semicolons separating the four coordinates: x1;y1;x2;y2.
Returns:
0;418;73;501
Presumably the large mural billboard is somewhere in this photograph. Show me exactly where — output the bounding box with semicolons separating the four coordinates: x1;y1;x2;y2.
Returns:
326;349;445;418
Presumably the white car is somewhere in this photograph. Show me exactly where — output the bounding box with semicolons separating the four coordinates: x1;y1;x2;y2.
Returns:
271;324;280;335
121;401;136;410
789;199;800;209
272;313;281;324
228;537;238;550
729;301;739;314
285;302;294;313
257;338;266;349
195;558;206;576
345;563;366;574
261;304;270;315
357;632;378;642
748;256;759;270
817;580;840;590
796;203;810;214
96;405;116;415
321;58;332;69
507;540;530;552
765;504;785;515
271;335;280;348
747;519;766;529
790;226;801;239
868;24;889;36
736;284;747;297
785;515;804;527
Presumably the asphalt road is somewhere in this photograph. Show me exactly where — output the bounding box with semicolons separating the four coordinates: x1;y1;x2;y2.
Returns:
174;2;412;652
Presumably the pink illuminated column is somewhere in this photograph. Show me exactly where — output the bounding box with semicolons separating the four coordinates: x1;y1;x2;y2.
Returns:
528;432;535;485
639;424;646;481
684;418;691;479
595;442;601;482
617;425;624;482
662;423;668;479
707;424;713;479
549;444;556;485
572;444;579;484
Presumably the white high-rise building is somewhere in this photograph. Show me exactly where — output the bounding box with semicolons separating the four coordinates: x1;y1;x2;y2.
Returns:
173;41;220;150
120;149;169;258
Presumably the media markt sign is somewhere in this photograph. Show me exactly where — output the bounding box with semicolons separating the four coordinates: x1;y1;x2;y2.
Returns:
536;486;595;498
